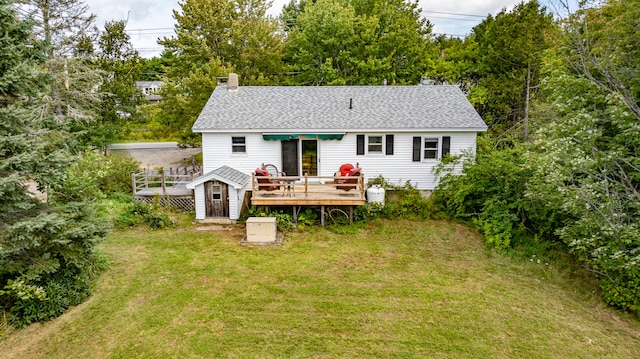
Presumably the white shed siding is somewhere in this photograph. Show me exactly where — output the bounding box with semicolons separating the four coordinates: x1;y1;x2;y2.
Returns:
193;184;206;220
191;181;244;221
231;187;249;220
228;187;239;220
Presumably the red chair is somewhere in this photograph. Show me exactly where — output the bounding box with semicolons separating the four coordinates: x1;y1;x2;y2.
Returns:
255;168;281;192
334;164;361;191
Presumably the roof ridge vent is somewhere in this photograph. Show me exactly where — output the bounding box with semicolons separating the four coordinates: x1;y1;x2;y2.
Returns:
228;73;239;92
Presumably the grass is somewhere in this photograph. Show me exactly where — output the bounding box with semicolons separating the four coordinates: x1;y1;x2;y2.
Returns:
2;219;639;358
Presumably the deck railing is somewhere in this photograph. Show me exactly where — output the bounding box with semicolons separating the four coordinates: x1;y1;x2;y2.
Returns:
252;173;365;198
131;168;200;195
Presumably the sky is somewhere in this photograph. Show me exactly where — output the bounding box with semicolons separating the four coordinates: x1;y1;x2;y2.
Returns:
84;0;572;58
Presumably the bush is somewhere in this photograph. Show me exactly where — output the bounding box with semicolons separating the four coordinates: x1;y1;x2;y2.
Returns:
53;150;140;202
365;179;435;221
433;139;559;250
3;267;98;327
113;198;174;230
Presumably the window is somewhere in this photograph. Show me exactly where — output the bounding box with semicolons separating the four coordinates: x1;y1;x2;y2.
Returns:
424;138;439;159
368;136;383;153
358;134;394;155
232;136;246;153
413;136;451;161
211;185;222;200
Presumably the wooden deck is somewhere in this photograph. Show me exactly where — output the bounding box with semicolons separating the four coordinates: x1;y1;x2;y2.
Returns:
131;168;200;210
251;174;366;206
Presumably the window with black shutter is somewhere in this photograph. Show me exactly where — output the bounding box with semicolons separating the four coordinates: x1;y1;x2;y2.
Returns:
412;136;421;162
442;136;451;157
385;135;394;155
357;135;365;155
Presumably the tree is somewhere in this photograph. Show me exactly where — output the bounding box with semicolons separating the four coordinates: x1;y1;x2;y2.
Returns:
157;0;285;145
1;0;109;327
428;1;554;137
283;0;434;85
87;20;145;152
525;0;640;317
17;0;102;124
139;51;175;81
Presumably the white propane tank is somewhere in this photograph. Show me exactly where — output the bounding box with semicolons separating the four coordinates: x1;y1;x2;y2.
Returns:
366;184;385;205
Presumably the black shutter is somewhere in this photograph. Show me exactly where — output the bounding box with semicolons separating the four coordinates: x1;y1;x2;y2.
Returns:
357;135;365;155
442;136;451;157
412;136;421;162
385;135;394;155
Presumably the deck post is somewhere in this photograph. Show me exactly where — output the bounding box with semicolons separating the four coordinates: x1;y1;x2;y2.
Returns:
293;206;297;224
131;171;136;195
304;173;308;197
252;172;256;192
143;168;148;188
161;170;167;194
320;205;325;226
350;206;353;224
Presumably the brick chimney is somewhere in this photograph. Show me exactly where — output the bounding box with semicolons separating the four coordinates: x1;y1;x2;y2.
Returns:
228;73;239;92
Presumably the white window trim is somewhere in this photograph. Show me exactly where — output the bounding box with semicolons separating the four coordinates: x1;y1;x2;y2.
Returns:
366;134;385;155
423;137;439;160
419;135;451;161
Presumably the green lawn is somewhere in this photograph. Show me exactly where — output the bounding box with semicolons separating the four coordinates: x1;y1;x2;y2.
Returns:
2;219;639;358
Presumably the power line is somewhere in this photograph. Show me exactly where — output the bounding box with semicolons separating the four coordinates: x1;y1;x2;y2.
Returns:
126;27;174;32
426;15;481;22
421;10;486;18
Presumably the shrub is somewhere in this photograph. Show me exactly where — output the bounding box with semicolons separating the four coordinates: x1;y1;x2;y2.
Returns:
53;150;140;202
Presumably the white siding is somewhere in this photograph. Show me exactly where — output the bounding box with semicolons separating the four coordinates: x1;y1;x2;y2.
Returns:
320;132;476;190
228;187;239;220
193;184;206;220
202;133;282;173
201;131;477;191
231;187;250;220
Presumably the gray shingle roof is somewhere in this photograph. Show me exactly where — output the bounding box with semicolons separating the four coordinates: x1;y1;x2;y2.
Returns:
192;85;487;132
187;165;250;189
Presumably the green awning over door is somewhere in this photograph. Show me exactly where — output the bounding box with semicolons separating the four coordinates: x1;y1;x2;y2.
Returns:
262;134;344;141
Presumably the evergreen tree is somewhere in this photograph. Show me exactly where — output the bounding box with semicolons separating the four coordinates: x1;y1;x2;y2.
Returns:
0;0;108;327
18;0;102;124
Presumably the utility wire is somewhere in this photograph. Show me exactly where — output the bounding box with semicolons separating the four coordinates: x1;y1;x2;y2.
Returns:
421;10;487;18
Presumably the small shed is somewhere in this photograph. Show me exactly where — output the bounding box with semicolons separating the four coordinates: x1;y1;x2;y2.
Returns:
186;166;250;221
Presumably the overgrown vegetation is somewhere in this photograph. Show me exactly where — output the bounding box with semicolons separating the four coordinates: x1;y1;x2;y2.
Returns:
434;0;640;317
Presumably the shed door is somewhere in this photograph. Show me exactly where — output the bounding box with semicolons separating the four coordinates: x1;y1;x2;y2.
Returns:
205;181;228;218
282;140;299;176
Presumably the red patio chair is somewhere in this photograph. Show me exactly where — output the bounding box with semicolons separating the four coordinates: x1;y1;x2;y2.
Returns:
334;164;361;191
255;168;281;192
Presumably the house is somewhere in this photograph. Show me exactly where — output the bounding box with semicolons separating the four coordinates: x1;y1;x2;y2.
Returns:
135;81;163;102
187;74;487;222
